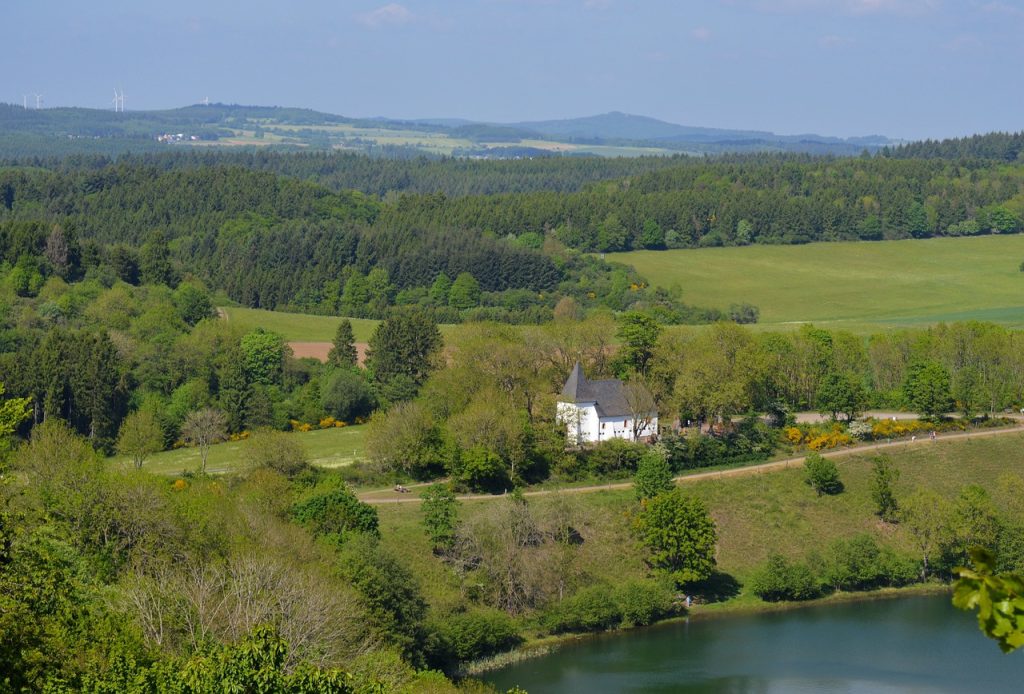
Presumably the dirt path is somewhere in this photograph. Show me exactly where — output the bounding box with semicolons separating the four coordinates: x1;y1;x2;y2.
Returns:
358;424;1024;505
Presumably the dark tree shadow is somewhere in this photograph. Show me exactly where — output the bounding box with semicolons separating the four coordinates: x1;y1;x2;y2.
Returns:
689;571;741;604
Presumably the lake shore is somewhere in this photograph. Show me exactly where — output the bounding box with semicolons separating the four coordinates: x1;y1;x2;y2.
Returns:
463;582;953;676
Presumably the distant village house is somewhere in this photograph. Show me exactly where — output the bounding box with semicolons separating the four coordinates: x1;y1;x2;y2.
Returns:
557;362;658;445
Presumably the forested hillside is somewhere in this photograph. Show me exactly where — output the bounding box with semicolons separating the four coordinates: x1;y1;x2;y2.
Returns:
0;162;730;321
377;156;1024;251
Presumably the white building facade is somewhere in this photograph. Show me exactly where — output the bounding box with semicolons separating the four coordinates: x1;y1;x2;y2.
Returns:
556;362;658;445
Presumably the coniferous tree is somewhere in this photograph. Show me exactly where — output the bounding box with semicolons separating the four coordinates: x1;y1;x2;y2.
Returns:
327;319;358;369
366;306;441;403
139;230;176;287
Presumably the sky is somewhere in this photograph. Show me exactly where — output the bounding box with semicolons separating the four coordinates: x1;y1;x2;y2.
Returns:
5;0;1024;140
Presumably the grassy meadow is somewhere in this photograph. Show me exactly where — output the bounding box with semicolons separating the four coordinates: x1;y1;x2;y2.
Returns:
618;235;1024;333
375;432;1024;613
114;424;367;476
220;307;380;342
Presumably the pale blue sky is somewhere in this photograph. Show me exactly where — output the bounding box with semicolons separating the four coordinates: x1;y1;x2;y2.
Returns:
5;1;1023;139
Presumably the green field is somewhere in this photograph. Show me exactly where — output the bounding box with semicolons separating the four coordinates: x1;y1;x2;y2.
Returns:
114;425;367;476
375;433;1024;613
618;235;1024;333
220;307;380;342
220;306;462;343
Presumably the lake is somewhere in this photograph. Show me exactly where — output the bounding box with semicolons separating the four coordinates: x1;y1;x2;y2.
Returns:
483;594;1022;693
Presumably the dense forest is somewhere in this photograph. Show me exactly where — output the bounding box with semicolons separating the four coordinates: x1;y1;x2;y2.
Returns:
883;131;1024;162
376;157;1024;252
0;161;734;321
3;150;690;197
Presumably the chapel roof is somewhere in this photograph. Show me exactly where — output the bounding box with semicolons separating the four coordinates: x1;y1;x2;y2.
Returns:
559;362;637;418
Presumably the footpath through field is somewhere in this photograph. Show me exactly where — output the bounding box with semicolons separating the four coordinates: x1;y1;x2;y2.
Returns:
358;423;1024;505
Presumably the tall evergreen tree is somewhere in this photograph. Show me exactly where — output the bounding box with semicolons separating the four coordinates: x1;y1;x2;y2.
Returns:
139;230;176;287
366;307;441;403
327;319;359;369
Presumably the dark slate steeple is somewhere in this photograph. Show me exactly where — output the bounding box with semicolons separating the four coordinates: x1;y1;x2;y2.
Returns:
561;361;588;401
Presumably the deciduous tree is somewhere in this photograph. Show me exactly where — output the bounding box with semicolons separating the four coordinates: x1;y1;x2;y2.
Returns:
180;407;228;474
902;361;953;419
634;449;673;500
632;488;717;586
116;409;164;470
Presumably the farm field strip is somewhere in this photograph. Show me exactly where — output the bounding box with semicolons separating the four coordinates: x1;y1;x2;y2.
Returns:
618;235;1024;332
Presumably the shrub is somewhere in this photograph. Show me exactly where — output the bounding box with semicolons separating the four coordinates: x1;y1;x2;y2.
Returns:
454;446;510;493
749;554;821;602
615;580;676;626
320;369;376;423
581;438;647;478
545;585;623;634
728;303;760;324
786;422;855;450
243;428;310;479
660;418;777;472
803;452;843;496
847;420;873;441
290;485;379;541
821;534;917;591
429;609;522;665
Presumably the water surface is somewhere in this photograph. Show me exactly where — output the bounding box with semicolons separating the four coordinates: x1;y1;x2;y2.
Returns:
484;595;1023;693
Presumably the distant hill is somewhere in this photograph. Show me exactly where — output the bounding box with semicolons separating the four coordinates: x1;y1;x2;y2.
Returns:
510;111;771;142
0;102;896;159
507;111;894;148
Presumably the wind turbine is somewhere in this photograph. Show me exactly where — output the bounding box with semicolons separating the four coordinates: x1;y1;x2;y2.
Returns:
22;95;28;110
113;88;119;111
33;93;43;110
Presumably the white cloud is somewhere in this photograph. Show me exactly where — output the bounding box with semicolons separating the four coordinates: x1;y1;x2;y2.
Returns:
357;3;415;27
